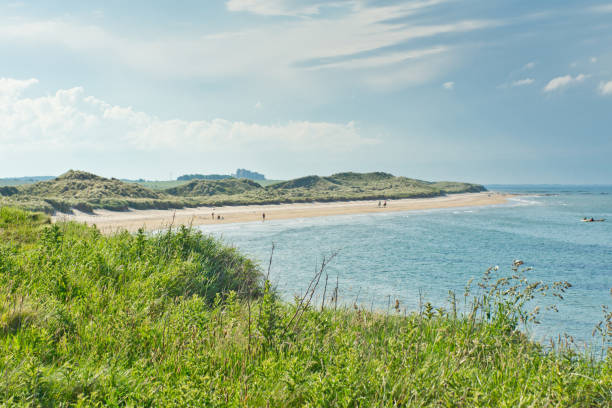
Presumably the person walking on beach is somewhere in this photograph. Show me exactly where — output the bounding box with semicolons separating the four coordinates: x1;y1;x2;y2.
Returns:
378;201;381;207
262;212;266;222
383;200;387;208
211;212;215;220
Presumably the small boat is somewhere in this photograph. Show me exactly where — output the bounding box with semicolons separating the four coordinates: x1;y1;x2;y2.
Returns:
581;218;605;222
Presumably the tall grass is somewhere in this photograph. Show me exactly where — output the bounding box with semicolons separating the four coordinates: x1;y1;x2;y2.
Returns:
0;207;609;406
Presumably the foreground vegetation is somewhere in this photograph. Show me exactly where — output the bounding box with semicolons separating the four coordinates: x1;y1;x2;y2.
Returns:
0;207;609;406
0;170;485;214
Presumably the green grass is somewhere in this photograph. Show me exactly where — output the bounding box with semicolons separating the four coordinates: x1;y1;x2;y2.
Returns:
255;179;285;187
0;207;610;406
164;178;263;196
127;180;191;190
0;170;486;214
19;171;161;200
0;207;51;244
126;179;283;190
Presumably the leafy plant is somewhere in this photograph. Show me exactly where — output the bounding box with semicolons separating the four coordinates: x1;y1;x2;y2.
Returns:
0;209;609;407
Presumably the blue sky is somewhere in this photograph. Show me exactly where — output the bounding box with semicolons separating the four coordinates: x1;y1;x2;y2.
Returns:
1;0;611;183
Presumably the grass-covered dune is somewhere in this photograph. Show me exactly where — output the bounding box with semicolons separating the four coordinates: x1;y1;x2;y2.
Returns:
268;172;485;199
0;170;486;214
0;207;610;406
0;171;193;214
164;178;263;196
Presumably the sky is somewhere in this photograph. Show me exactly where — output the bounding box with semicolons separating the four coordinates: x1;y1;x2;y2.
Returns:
1;0;611;183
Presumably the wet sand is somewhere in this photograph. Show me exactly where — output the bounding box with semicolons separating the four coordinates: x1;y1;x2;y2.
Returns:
52;192;513;234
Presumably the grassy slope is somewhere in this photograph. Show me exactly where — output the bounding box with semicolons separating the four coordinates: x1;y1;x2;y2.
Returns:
0;177;55;187
253;179;284;187
1;170;486;214
127;180;190;190
126;179;284;190
1;171;190;214
164;178;264;196
20;171;160;200
0;208;609;406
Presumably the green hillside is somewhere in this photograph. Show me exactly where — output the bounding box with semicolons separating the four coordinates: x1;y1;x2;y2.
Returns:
165;178;264;196
0;207;609;406
0;170;486;214
268;172;484;200
430;181;487;193
1;171;187;214
20;170;161;200
125;179;190;190
271;175;340;190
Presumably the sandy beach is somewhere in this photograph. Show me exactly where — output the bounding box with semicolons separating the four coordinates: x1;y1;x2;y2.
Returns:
51;192;513;234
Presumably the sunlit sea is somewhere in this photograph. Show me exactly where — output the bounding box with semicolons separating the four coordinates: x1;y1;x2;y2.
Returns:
197;185;612;349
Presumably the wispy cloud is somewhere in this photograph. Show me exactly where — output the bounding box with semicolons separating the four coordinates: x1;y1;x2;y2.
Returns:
589;4;612;13
442;81;454;90
512;78;535;87
0;2;500;89
523;61;535;70
0;78;378;153
599;81;612;95
225;0;452;17
301;46;449;70
226;0;325;16
543;74;588;92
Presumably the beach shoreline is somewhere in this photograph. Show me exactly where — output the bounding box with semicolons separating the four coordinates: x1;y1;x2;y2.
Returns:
52;192;513;234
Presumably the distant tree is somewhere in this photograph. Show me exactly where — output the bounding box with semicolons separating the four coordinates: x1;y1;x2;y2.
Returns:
177;174;233;181
234;169;265;180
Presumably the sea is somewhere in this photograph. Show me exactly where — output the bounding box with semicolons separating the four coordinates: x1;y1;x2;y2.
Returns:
196;185;612;351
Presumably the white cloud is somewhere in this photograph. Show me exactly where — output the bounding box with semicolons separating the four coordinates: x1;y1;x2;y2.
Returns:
226;0;324;16
254;101;263;109
363;50;455;90
590;4;612;13
524;61;535;70
442;81;454;90
305;46;449;70
512;78;535;87
599;81;612;95
0;77;38;102
590;56;598;63
543;73;588;92
226;0;452;17
0;78;378;153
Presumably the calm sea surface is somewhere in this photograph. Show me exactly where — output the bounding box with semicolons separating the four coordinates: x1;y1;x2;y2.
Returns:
197;185;612;348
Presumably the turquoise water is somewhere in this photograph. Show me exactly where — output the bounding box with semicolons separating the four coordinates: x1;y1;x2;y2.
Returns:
197;186;612;348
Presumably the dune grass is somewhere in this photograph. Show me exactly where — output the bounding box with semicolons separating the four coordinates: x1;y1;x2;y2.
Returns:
127;180;191;190
127;179;285;190
0;207;609;406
